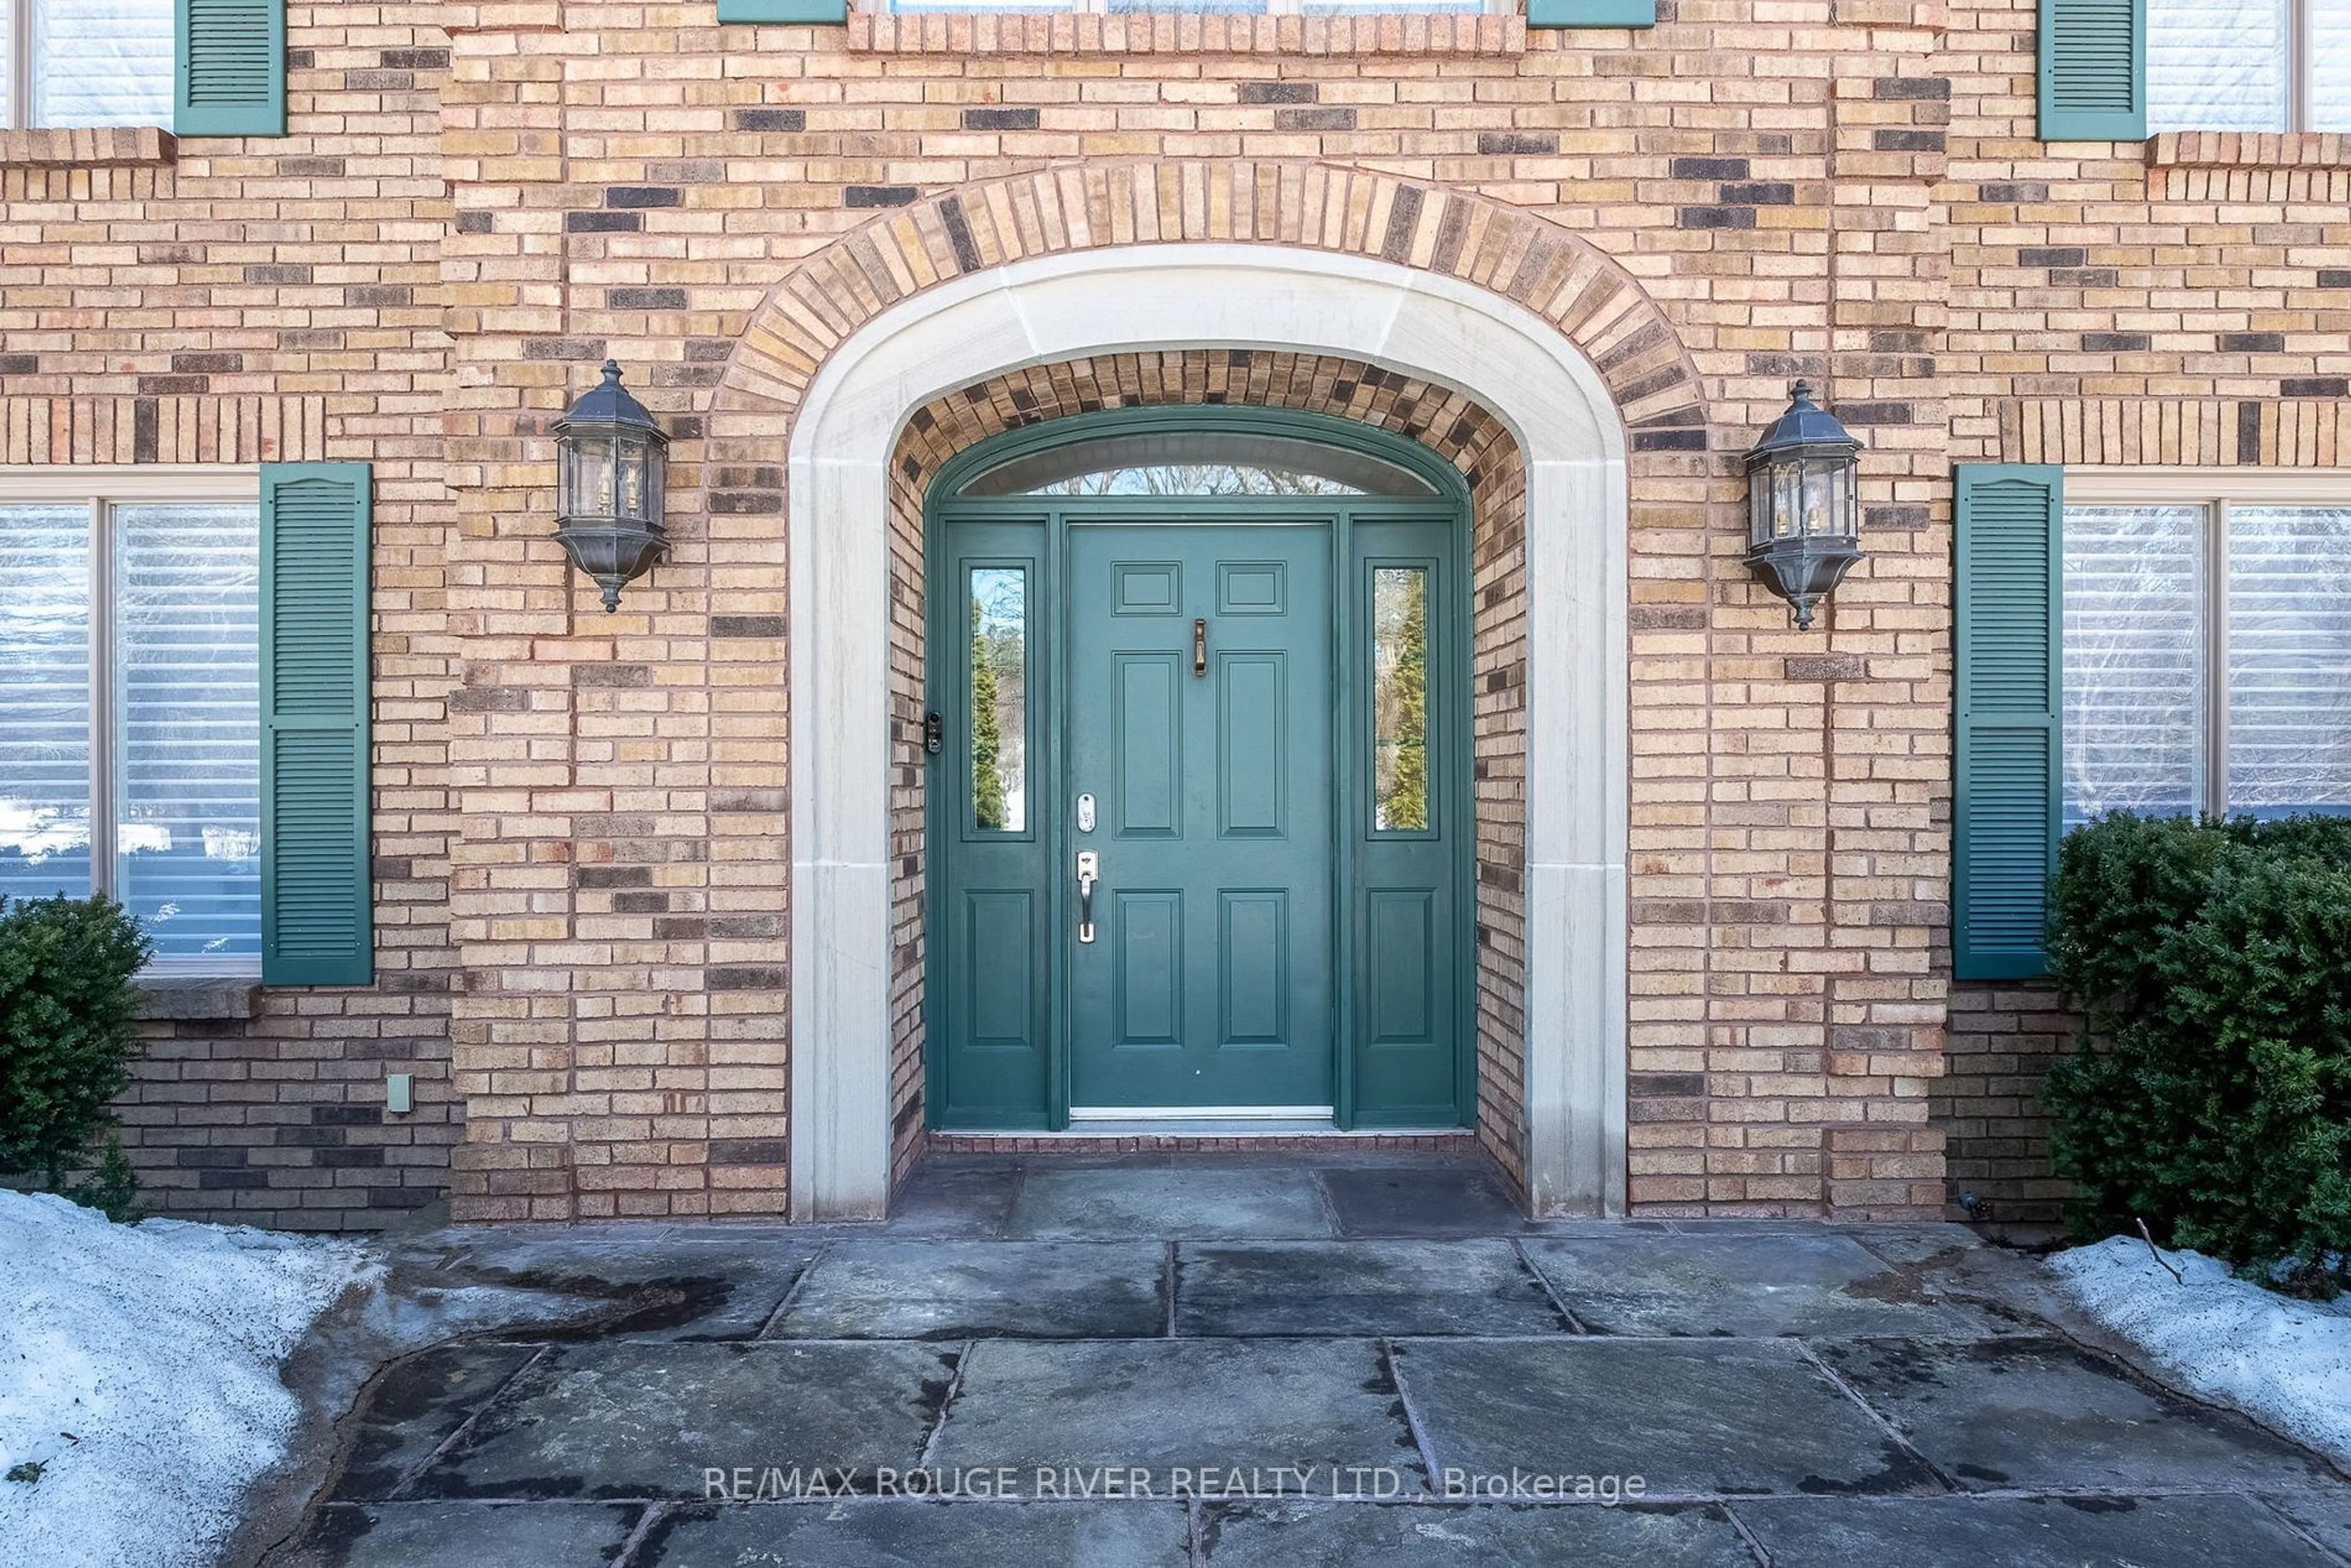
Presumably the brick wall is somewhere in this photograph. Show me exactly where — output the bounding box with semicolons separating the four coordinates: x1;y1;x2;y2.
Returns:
6;0;2342;1226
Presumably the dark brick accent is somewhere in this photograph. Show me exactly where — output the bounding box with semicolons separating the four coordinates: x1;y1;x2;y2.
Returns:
939;196;982;273
315;1147;386;1169
133;399;159;462
177;1147;249;1169
573;664;651;688
1678;206;1756;230
522;338;606;361
711;1139;789;1166
2320;270;2351;288
607;186;683;209
962;107;1040;130
275;157;345;177
611;891;671;913
277;1127;345;1148
2219;332;2285;352
1476;131;1559;156
198;1169;270;1190
138;375;209;396
708;967;788;991
1977;182;2049;203
1836;402;1913;426
1872;77;1951;99
380;48;451;69
1629;606;1708;631
608;287;688;309
2019;247;2085;268
577;866;654;890
314;1106;384;1127
2284;377;2351;397
344;71;414;92
0;353;36;374
1629;1073;1706;1098
454;212;492;234
345;285;411;306
171;351;242;374
1786;654;1863;681
1718;182;1795;204
1239;81;1316;105
714;611;790;639
2081;332;2149;351
846;186;918;208
1275;107;1355;132
733;108;807;131
242;263;312;284
1632;429;1708;451
2238;400;2264;464
446;686;528;713
566;211;640;233
1671;156;1749;179
367;1187;439;1210
1873;129;1944;151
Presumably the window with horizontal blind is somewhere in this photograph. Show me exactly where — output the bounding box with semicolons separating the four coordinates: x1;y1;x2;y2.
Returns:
0;0;173;130
2062;476;2351;824
2148;0;2351;132
0;475;262;969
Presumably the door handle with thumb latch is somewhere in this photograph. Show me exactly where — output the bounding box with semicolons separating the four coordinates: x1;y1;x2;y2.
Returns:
1076;850;1100;944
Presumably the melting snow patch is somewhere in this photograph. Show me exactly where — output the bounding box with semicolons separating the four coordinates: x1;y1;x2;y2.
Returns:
2048;1234;2351;1466
0;1190;371;1568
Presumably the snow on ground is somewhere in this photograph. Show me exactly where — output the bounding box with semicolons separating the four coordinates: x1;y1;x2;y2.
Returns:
2049;1234;2351;1466
0;1191;372;1568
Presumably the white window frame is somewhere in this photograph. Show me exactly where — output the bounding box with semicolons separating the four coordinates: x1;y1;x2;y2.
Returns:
0;0;174;132
2063;465;2351;818
0;466;264;975
2150;0;2338;133
867;0;1501;14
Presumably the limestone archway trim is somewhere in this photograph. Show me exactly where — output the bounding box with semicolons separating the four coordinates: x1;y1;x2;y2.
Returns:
779;244;1629;1223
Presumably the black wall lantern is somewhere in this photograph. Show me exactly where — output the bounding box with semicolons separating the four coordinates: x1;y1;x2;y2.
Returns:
1744;379;1862;630
553;360;669;612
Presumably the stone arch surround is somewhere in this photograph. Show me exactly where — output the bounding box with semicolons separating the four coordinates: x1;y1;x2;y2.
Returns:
735;239;1640;1221
885;351;1533;1190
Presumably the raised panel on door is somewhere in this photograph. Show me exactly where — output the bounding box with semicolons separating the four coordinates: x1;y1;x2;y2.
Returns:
1067;522;1335;1111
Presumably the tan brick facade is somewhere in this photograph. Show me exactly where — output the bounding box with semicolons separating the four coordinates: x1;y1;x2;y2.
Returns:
6;0;2343;1227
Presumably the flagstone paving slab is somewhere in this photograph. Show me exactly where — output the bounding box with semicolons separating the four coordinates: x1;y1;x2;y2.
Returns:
1174;1240;1569;1337
637;1500;1188;1567
927;1337;1419;1481
1193;1499;1757;1566
407;1341;958;1500
1005;1168;1335;1241
277;1501;642;1568
1392;1338;1940;1497
1316;1166;1527;1239
2265;1488;2351;1559
327;1343;542;1502
433;1231;817;1342
1733;1493;2344;1568
1520;1230;2009;1339
1810;1338;2341;1493
770;1240;1167;1340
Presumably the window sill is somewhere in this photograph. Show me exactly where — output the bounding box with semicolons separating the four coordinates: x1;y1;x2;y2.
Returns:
0;127;174;170
132;975;262;1022
2147;132;2351;171
847;11;1526;53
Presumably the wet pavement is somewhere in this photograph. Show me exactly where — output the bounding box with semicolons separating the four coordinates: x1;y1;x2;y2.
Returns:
249;1154;2351;1567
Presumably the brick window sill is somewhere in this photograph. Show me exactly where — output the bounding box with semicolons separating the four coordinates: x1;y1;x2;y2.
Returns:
2147;132;2351;171
0;127;174;169
847;11;1526;53
132;976;262;1022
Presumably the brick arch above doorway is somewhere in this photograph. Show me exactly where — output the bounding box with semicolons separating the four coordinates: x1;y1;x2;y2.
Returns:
707;162;1708;456
877;350;1533;1192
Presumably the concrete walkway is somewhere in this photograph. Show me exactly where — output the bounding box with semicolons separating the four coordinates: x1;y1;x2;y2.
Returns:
255;1155;2351;1567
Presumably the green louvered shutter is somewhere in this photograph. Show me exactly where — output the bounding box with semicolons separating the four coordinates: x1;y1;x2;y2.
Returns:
716;0;849;21
2039;0;2146;141
1527;0;1655;24
1954;465;2063;981
176;0;287;138
260;463;373;987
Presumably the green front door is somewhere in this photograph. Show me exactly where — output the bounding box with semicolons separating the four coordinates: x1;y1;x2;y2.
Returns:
926;408;1472;1133
1066;523;1334;1109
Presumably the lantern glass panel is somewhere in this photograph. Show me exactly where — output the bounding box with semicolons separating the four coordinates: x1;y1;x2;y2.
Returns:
1802;459;1840;540
618;440;650;523
1772;461;1802;540
1749;470;1774;549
